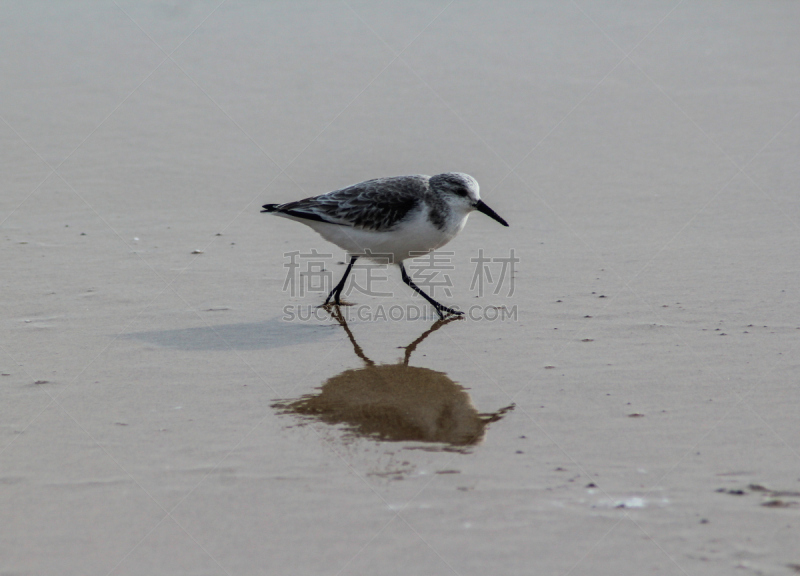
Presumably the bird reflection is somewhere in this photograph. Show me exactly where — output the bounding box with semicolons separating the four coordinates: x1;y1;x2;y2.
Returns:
272;309;514;447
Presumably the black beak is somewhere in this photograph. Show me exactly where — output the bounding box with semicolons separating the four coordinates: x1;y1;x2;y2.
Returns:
475;200;509;227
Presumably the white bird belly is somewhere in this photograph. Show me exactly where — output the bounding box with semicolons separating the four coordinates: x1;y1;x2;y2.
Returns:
285;210;467;263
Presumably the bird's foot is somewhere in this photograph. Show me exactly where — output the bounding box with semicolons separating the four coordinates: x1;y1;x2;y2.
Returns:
435;305;464;320
320;301;355;310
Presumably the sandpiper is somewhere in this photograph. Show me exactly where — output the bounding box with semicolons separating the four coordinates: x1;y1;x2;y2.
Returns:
262;172;509;318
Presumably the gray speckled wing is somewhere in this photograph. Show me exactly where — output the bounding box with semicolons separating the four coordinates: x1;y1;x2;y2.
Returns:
278;175;429;231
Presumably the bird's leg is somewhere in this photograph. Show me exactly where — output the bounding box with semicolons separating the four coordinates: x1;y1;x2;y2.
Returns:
325;255;358;306
400;262;464;320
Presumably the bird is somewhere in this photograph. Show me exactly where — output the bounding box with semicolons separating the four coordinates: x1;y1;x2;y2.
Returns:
261;172;509;319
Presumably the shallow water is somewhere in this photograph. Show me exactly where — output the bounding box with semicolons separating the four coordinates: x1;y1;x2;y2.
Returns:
2;2;799;574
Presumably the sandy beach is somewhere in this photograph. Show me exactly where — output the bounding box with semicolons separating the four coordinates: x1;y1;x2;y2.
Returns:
2;2;799;574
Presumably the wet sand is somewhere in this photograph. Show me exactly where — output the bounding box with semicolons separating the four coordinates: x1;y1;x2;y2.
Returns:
2;2;799;575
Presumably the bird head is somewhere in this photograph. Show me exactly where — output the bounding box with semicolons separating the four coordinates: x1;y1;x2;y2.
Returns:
430;172;509;227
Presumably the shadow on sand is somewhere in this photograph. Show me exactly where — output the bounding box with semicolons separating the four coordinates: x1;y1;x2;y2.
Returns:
272;308;514;450
125;317;337;351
